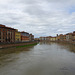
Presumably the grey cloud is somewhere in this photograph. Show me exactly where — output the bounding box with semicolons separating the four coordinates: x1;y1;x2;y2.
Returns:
0;0;75;37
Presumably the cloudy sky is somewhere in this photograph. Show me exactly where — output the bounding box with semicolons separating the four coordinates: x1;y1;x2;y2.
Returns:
0;0;75;37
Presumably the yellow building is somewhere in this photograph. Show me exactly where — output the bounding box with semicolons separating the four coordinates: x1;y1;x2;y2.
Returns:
50;37;56;41
15;30;21;42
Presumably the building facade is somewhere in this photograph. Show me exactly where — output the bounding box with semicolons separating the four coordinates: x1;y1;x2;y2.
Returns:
45;36;51;41
29;34;34;41
71;31;75;42
15;30;21;42
56;34;60;41
56;34;66;41
0;24;16;43
21;31;30;42
50;37;56;41
39;37;46;41
66;33;73;41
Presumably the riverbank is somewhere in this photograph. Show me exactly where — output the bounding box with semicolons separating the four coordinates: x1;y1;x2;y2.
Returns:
16;43;37;48
56;41;75;45
40;40;75;45
0;41;38;49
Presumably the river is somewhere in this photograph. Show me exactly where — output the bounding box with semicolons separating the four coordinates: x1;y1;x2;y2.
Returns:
0;42;75;75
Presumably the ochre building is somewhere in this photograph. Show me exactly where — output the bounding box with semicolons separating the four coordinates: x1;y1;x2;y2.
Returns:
15;29;21;42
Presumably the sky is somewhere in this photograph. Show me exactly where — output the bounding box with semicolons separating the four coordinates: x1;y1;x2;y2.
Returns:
0;0;75;38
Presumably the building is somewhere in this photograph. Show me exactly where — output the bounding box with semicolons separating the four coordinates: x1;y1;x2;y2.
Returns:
62;35;66;41
21;31;30;42
15;29;21;42
56;34;66;41
39;37;46;41
29;34;34;41
58;34;63;41
0;24;16;43
50;37;57;41
34;38;39;41
56;34;60;41
60;34;66;41
66;33;73;41
45;36;51;41
71;31;75;42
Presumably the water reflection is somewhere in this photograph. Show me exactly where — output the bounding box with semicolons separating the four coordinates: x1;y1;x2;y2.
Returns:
56;42;75;53
40;41;75;53
0;46;34;68
0;46;33;56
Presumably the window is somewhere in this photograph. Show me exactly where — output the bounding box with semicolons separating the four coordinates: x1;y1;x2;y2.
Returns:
3;37;4;39
3;28;4;31
6;29;7;31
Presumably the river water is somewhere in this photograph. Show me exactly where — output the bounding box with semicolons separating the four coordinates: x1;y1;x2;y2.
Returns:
0;42;75;75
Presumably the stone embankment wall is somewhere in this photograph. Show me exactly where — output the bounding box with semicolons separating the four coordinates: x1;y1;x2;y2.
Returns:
0;41;37;49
